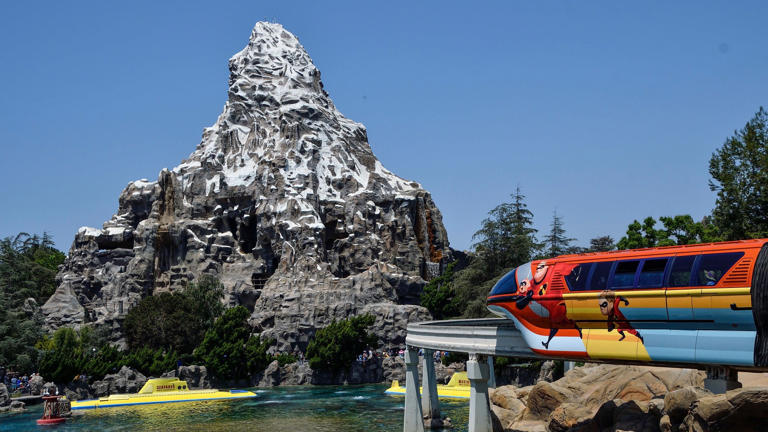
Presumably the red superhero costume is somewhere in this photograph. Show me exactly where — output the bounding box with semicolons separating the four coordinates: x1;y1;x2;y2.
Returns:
604;295;644;343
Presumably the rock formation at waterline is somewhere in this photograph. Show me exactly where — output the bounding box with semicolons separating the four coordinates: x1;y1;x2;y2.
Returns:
489;364;768;432
42;22;450;351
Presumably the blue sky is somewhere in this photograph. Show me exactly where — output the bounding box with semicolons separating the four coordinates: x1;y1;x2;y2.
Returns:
1;1;767;252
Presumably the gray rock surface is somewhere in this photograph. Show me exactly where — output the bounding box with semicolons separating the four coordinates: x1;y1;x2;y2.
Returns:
91;366;147;397
63;379;93;402
164;365;211;389
0;383;9;407
28;374;44;395
42;21;450;352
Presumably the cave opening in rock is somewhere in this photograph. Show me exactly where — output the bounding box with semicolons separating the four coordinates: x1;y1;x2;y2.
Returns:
323;218;348;250
237;214;258;254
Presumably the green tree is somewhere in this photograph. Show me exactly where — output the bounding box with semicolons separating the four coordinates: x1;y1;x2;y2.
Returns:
194;306;272;379
472;187;539;276
588;236;616;252
709;107;768;240
617;215;720;250
542;211;575;257
0;232;65;374
306;314;378;373
38;327;82;384
123;275;224;353
420;262;457;319
616;217;661;250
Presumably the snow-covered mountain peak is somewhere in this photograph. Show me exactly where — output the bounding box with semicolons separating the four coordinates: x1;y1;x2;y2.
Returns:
171;21;420;205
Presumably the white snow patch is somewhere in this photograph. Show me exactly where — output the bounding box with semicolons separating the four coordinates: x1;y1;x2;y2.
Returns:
78;227;102;237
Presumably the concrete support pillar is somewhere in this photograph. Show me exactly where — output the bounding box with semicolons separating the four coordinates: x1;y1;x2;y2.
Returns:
564;361;575;373
421;349;440;420
486;356;496;389
467;353;492;432
403;346;425;432
704;366;741;394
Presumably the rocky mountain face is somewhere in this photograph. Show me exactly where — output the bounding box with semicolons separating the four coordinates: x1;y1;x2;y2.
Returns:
42;22;450;351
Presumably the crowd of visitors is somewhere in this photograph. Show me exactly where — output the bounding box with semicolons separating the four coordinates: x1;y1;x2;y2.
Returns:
3;371;41;394
356;348;450;365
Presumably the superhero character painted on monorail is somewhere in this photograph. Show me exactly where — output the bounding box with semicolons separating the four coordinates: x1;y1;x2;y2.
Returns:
487;239;768;370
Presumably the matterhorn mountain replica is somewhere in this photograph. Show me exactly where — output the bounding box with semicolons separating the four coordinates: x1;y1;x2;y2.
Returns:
43;22;451;351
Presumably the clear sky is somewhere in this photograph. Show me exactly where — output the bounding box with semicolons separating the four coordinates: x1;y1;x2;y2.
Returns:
1;1;767;253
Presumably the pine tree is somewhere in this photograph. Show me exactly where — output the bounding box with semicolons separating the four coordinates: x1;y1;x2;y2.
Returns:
472;187;539;275
709;107;768;240
543;210;575;257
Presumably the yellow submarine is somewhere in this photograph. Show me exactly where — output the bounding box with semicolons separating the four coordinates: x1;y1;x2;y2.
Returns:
385;372;470;399
70;377;257;410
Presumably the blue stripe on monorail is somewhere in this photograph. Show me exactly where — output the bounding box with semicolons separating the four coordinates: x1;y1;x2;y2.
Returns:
641;329;755;366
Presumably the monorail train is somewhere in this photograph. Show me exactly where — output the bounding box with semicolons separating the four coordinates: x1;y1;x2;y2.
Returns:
486;239;768;370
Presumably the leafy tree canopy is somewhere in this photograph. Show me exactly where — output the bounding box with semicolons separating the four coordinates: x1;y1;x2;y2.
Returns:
0;232;65;373
588;236;616;252
194;306;272;379
306;314;377;373
123;275;224;353
617;215;720;250
709;107;768;240
420;262;457;320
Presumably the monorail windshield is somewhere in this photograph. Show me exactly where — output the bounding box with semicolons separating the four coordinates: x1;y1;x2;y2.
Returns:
489;262;534;296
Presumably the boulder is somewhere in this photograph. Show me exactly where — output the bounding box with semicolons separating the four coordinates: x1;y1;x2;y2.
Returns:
504;420;547;432
490;386;521;411
683;386;768;432
663;385;712;426
547;402;594;432
0;383;9;407
178;365;210;389
610;400;658;432
382;355;405;384
537;360;558;383
258;360;281;387
9;400;25;412
492;405;522;431
64;379;93;401
278;361;312;386
659;414;672;432
91;366;146;397
28;374;44;395
525;381;573;418
490;365;709;432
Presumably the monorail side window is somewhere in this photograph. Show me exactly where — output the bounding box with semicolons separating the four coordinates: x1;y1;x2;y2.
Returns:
668;255;696;287
588;261;612;291
695;252;744;286
610;260;639;289
638;258;668;288
565;263;592;291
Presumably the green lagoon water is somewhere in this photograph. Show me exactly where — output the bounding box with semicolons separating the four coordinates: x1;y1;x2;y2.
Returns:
0;385;470;431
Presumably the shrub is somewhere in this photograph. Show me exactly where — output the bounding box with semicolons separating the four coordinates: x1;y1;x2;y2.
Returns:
123;276;224;353
38;328;82;384
420;262;457;319
274;352;297;367
440;351;468;366
306;314;378;373
194;306;272;379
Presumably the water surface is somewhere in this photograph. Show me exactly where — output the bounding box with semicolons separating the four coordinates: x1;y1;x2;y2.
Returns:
0;385;470;431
